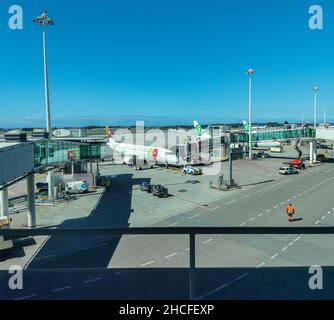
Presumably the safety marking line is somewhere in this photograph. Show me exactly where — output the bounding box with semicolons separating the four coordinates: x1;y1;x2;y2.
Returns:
270;253;279;260
34;254;58;261
51;286;71;293
14;294;36;300
188;214;200;220
195;273;250;301
84;278;103;284
167;222;178;227
141;261;155;267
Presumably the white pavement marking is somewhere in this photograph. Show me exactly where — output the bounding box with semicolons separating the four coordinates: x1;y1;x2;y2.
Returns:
167;222;178;227
281;246;289;252
240;222;246;226
280;202;285;206
266;209;271;213
327;212;331;216
270;253;279;260
256;262;265;268
249;218;255;222
82;242;108;251
196;273;250;300
114;271;124;275
288;242;294;246
84;277;103;284
258;213;264;217
321;216;326;220
128;235;140;239
51;286;71;293
34;254;58;261
235;272;250;281
203;239;213;244
141;261;155;267
188;214;200;220
242;194;251;199
273;206;279;209
185;248;190;252
294;236;302;242
292;196;297;199
315;221;320;225
210;206;220;211
165;253;179;259
256;179;291;193
227;200;237;205
14;294;36;300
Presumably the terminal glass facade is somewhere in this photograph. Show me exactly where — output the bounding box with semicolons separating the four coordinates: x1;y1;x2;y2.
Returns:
34;141;107;167
231;128;316;143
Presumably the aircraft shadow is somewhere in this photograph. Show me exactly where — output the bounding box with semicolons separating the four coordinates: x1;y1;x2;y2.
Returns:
26;174;150;270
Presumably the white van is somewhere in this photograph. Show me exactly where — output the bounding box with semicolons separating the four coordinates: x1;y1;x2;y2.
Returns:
65;181;89;194
278;167;298;175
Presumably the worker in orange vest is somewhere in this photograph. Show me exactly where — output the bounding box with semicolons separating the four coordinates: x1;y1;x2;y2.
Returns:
287;203;295;222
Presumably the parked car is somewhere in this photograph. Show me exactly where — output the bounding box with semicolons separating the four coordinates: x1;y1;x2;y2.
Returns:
140;182;153;193
152;185;169;198
279;166;299;175
182;166;202;175
255;151;270;159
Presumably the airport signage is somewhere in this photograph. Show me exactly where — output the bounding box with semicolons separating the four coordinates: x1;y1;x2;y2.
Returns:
53;129;71;138
67;149;80;161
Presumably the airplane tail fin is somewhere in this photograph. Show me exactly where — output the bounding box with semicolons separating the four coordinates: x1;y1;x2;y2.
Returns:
193;120;204;137
243;120;250;131
106;127;116;148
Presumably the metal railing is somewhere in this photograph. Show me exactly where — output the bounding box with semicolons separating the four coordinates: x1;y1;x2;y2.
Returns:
1;226;334;300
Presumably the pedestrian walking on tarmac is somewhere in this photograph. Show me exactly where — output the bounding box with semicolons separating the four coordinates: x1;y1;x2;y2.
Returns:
287;203;295;222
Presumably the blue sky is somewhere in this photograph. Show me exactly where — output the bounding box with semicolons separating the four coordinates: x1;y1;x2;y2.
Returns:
0;0;333;127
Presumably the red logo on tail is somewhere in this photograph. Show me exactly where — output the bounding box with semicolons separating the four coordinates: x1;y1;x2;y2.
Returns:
106;127;113;142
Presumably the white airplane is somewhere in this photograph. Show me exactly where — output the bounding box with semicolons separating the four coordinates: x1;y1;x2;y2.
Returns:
106;128;178;166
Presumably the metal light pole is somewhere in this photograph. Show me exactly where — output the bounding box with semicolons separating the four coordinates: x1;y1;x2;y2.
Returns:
313;86;319;129
34;10;55;200
247;69;255;159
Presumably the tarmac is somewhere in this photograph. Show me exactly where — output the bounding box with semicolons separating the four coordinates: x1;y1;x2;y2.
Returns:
2;145;334;299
